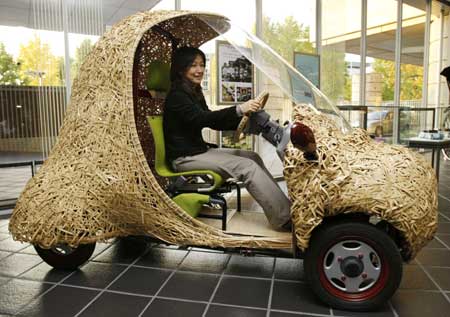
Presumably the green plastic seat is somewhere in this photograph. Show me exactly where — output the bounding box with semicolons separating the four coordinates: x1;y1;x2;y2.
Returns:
172;193;210;218
145;61;236;229
147;115;224;190
146;61;223;190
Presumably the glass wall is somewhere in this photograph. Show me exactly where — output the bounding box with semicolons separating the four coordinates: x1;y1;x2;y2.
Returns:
151;0;175;10
261;0;316;175
261;0;316;120
365;0;398;108
180;0;256;150
399;1;426;140
0;0;103;202
429;1;450;129
1;0;450;183
0;0;103;158
362;0;398;143
400;2;425;106
442;4;450;111
180;0;256;108
321;0;362;106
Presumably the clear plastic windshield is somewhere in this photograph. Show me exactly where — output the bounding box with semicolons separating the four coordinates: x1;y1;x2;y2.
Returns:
197;14;351;133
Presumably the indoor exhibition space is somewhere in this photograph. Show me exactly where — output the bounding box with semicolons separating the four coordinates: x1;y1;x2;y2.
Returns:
1;0;450;316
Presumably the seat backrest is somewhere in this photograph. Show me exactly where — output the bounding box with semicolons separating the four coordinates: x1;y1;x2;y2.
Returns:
146;60;171;97
147;115;174;177
147;116;224;189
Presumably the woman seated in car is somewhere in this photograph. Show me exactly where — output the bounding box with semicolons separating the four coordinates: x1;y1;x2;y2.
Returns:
163;46;292;230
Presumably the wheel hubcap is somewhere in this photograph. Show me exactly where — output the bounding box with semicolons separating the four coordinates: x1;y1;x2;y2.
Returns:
341;256;364;278
323;240;381;293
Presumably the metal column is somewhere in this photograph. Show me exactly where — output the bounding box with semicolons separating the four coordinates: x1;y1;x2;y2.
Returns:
393;0;403;144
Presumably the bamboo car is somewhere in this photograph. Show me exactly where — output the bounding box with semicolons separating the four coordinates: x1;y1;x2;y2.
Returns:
9;11;438;311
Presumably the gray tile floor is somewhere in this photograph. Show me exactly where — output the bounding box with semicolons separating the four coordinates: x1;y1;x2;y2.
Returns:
0;166;34;200
0;152;42;201
0;154;450;316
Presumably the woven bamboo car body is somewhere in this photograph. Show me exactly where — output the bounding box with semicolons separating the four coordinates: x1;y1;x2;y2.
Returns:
9;10;437;262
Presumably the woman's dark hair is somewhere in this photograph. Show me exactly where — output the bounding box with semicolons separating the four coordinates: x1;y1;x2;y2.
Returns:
170;46;206;100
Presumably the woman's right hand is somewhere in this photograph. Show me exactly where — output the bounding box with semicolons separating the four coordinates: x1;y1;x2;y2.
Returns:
239;99;261;115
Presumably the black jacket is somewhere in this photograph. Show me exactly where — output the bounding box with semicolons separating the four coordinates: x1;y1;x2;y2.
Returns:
163;87;241;162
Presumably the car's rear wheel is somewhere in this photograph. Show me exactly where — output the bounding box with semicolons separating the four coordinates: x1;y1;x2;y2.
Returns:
304;220;402;311
34;243;96;270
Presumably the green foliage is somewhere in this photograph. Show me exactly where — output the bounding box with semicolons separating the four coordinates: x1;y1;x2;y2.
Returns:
372;59;423;101
16;36;95;87
344;61;352;102
3;36;95;87
18;34;63;86
71;39;94;81
0;43;28;85
57;56;66;85
262;16;314;62
399;63;423;100
372;59;395;101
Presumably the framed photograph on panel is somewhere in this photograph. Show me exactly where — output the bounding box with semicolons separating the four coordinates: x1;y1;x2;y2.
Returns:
293;51;320;88
219;131;253;150
216;41;254;105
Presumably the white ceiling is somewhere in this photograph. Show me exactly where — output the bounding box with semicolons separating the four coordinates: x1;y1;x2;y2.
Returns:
0;0;162;33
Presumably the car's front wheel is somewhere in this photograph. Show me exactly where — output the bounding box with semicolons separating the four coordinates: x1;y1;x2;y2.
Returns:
304;220;402;311
34;243;96;270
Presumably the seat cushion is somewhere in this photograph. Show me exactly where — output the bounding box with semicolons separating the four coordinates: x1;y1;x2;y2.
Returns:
172;193;210;218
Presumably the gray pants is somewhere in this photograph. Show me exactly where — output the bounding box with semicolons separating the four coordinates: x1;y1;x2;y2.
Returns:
172;148;291;229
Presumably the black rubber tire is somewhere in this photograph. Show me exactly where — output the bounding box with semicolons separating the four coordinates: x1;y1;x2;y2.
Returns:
34;243;96;270
304;220;402;312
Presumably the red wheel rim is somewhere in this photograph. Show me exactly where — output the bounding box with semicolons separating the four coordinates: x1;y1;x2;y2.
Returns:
318;235;390;302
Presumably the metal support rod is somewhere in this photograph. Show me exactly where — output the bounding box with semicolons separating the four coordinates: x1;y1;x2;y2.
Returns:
235;183;241;212
256;0;262;37
62;0;71;103
422;0;432;110
360;0;367;107
436;7;445;128
31;160;35;177
255;0;262;154
393;0;403;144
316;0;322;56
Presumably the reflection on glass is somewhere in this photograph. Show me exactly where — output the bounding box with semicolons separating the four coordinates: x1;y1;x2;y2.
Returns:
261;0;316;123
364;0;398;144
151;0;175;10
0;26;66;155
180;1;256;150
69;36;98;83
262;0;316;62
221;131;252;150
0;0;103;201
181;0;256;107
0;0;103;157
321;0;362;106
366;0;397;109
399;1;425;139
428;1;449;129
181;0;256;33
197;15;351;133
